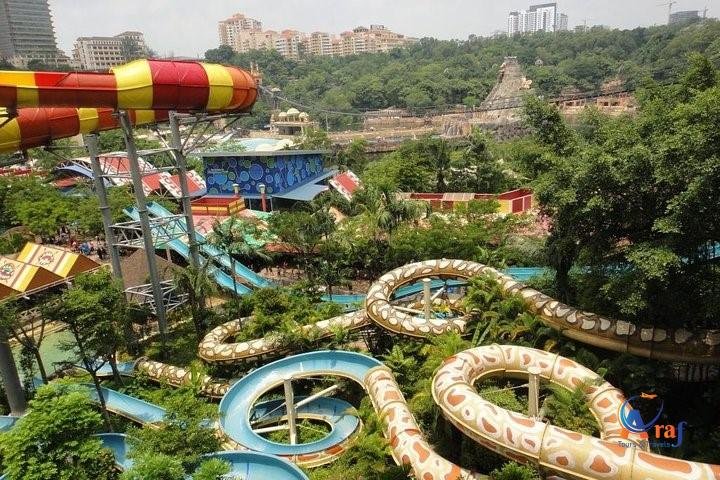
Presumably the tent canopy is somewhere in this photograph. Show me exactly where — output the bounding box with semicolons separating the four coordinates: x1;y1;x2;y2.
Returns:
16;243;100;278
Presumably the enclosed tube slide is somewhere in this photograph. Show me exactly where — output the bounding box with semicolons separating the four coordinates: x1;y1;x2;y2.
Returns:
0;59;257;112
0;106;167;153
94;259;720;480
365;260;720;363
433;345;720;480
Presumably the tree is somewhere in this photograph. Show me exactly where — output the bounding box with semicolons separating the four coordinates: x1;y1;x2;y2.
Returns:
425;137;451;192
0;384;117;480
337;138;368;172
204;45;235;64
173;261;216;337
268;206;335;276
0;300;50;382
452;128;509;193
299;127;332;150
191;459;231;480
350;184;429;238
120;454;184;480
126;392;220;472
210;217;270;296
535;59;720;327
522;95;577;156
47;271;129;430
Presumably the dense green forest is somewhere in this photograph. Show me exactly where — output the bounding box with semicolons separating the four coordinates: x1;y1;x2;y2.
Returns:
206;19;720;129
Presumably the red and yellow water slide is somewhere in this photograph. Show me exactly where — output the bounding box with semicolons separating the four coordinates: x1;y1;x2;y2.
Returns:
0;59;258;153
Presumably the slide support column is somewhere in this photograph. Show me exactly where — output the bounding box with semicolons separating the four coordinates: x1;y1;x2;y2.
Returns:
283;376;298;445
168;111;200;268
528;366;541;419
423;278;432;320
85;134;123;280
118;111;168;354
0;330;25;415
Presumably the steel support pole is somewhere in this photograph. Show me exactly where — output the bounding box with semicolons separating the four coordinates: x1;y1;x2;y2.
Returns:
118;111;168;352
423;278;432;320
168;111;200;268
0;330;25;415
283;376;298;445
528;366;541;419
85;134;123;280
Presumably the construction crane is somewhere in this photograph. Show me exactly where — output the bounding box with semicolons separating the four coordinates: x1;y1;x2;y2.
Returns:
658;1;678;23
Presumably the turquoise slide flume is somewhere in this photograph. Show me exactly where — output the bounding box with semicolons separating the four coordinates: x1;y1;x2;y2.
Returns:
145;202;272;289
124;207;252;295
220;350;382;456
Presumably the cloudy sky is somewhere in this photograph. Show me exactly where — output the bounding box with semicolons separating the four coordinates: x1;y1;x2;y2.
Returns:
49;0;713;58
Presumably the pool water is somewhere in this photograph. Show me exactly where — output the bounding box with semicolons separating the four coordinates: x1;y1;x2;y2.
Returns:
12;330;75;380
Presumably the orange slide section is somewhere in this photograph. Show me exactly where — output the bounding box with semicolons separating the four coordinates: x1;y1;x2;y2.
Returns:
0;59;259;154
0;59;257;112
0;107;167;153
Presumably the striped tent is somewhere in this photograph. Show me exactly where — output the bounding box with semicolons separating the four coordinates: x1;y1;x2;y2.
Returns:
16;243;100;279
0;257;63;299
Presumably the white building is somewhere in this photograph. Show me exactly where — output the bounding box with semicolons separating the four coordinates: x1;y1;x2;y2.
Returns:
218;13;263;47
507;3;568;35
72;31;148;70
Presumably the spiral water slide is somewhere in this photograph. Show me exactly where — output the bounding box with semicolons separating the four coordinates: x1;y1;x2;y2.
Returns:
0;59;258;153
167;259;716;480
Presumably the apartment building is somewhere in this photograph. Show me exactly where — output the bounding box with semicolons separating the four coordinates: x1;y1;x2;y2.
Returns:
0;0;65;66
72;31;148;70
507;3;569;35
217;13;416;59
218;13;263;47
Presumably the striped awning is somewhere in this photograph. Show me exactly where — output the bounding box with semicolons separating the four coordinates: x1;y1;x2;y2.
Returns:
16;243;100;279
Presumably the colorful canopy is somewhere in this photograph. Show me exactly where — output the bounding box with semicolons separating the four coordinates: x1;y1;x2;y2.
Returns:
0;257;63;299
16;243;100;279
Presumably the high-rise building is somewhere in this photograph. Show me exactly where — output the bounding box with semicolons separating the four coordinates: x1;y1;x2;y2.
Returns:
217;13;416;59
218;13;263;47
507;3;568;35
0;0;64;65
73;31;149;70
669;10;701;24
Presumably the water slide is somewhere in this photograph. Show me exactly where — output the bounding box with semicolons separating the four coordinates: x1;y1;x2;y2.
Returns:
8;258;718;479
0;60;257;113
0;107;170;154
146;201;272;289
96;432;309;479
124;206;252;295
0;59;258;155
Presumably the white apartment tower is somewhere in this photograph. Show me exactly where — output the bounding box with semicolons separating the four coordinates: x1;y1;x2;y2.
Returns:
507;3;568;35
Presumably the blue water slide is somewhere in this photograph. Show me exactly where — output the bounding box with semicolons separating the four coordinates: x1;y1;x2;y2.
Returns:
124;207;251;295
86;384;166;425
97;433;134;470
145;202;273;289
54;163;112;187
0;416;18;432
87;361;137;378
96;433;309;479
219;350;382;455
202;451;309;480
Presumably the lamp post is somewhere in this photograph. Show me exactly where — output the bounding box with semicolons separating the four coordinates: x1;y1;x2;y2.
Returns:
233;183;240;197
258;183;267;212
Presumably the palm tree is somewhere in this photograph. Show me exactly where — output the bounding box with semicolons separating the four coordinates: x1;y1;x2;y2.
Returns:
173;260;216;337
210;217;271;296
351;184;430;239
427;137;451;193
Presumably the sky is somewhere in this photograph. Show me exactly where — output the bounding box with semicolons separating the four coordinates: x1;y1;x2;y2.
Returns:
49;0;715;58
